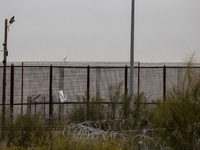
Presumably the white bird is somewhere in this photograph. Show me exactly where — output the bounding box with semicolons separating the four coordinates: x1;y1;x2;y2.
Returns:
63;55;67;61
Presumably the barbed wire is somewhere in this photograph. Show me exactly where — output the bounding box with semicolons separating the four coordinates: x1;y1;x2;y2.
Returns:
61;119;173;149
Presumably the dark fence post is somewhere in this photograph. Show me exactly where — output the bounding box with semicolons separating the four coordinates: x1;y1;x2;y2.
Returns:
87;65;90;119
10;64;14;119
163;65;166;102
27;97;31;114
49;65;53;120
138;62;140;97
2;66;6;120
43;96;45;119
125;65;128;95
21;62;23;114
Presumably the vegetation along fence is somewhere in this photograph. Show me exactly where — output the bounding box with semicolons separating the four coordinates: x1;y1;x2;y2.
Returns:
0;64;191;119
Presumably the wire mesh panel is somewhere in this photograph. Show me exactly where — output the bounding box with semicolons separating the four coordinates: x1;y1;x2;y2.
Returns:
60;67;87;101
1;66;11;105
12;66;23;115
165;67;184;95
165;67;200;94
139;67;163;102
23;66;50;116
90;67;126;101
55;67;88;116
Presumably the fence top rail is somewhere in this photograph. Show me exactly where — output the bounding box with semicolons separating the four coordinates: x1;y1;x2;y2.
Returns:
1;65;200;69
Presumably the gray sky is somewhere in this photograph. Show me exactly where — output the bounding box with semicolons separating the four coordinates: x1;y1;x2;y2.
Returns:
1;0;200;62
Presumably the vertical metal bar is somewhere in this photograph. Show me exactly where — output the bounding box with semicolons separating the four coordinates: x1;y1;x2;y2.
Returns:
49;65;53;120
43;96;45;120
163;65;166;102
21;62;23;114
87;65;90;119
10;64;14;119
42;96;44;120
125;65;128;95
27;97;31;115
130;0;135;110
35;101;36;115
2;19;8;117
138;62;140;98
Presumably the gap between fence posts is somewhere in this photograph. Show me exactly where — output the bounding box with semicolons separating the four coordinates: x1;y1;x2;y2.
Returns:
87;65;90;120
49;65;53;121
163;65;166;102
10;64;14;120
59;66;64;121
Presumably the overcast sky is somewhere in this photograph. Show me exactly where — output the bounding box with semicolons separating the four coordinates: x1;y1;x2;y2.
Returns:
1;0;200;63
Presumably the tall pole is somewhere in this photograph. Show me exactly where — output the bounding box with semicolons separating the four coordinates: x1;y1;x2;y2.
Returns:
130;0;135;110
2;19;8;116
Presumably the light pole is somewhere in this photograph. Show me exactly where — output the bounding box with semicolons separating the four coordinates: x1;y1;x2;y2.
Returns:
2;16;15;116
130;0;135;110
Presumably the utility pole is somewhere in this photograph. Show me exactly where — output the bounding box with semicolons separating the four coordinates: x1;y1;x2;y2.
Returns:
130;0;135;110
2;19;8;116
2;16;15;117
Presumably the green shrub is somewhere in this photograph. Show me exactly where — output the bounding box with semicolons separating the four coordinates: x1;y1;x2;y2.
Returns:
153;59;200;149
68;95;106;123
107;82;123;120
0;111;65;149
